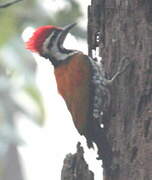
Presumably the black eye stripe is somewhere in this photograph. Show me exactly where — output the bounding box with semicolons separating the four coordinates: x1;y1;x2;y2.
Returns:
47;30;61;49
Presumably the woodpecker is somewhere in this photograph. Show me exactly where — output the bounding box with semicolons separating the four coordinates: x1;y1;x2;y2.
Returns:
25;23;130;164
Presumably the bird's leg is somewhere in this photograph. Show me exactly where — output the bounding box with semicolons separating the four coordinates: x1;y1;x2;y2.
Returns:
105;56;130;85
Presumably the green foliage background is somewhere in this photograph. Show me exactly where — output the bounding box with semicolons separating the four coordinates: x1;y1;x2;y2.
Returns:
0;0;85;179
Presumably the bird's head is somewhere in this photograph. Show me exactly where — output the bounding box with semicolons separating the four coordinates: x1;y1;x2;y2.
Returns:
26;23;77;66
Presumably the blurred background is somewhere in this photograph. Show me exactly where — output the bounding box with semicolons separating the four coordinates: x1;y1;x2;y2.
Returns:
0;0;102;180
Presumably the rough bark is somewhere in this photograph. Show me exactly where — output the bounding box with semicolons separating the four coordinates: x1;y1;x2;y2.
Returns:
88;0;152;180
61;143;94;180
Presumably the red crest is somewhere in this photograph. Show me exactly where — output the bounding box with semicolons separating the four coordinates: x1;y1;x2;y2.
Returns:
25;25;61;53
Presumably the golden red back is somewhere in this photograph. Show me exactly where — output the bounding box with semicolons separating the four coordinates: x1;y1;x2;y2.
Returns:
54;53;92;134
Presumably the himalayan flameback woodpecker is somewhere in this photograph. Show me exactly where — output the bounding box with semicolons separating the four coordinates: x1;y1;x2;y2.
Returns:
25;23;130;162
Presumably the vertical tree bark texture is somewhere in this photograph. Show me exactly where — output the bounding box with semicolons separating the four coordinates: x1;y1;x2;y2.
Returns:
88;0;152;179
61;143;94;180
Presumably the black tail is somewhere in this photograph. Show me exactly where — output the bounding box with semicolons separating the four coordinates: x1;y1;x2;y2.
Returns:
85;120;112;173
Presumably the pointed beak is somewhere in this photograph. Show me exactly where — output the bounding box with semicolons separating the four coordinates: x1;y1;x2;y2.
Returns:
58;23;77;47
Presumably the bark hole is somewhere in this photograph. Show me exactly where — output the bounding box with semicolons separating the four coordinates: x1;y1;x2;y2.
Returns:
145;0;152;23
148;54;152;73
130;146;138;162
137;94;150;117
124;115;131;134
144;118;151;138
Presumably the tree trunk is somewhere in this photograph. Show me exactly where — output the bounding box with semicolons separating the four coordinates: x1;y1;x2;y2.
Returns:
61;143;94;180
88;0;152;180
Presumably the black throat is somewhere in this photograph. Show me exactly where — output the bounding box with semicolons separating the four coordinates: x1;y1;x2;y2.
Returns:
48;52;76;67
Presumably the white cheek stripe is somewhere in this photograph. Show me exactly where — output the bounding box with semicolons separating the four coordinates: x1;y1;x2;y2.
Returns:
42;32;79;61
